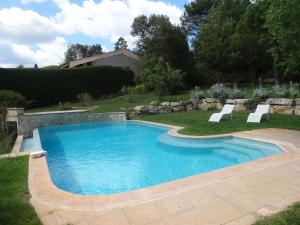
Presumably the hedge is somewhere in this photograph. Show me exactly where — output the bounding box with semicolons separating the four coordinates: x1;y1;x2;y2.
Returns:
0;66;135;107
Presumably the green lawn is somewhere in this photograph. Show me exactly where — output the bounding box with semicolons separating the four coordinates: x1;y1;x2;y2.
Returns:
254;203;300;225
0;156;41;225
133;111;300;135
26;93;191;113
0;131;12;155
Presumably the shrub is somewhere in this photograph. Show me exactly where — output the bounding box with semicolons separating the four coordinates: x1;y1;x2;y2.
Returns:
253;88;268;99
134;84;146;94
191;86;205;102
0;66;134;107
289;82;299;98
272;85;289;98
77;92;92;106
121;84;146;95
0;131;12;154
139;57;184;95
0;90;26;107
230;84;245;99
58;102;73;111
245;98;261;111
207;83;231;99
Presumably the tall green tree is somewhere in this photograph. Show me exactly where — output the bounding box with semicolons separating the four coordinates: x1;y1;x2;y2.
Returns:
231;0;272;82
265;0;300;82
64;44;103;63
192;1;250;82
131;14;193;84
181;0;217;36
114;37;128;50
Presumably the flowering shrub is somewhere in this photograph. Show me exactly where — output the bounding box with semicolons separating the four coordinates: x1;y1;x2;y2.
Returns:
230;84;245;99
288;82;299;98
191;86;205;102
207;83;231;99
253;88;268;99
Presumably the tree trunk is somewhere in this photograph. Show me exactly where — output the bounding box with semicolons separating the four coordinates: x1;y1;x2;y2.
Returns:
273;56;280;85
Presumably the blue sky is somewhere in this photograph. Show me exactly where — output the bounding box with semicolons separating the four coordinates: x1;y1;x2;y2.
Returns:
0;0;190;67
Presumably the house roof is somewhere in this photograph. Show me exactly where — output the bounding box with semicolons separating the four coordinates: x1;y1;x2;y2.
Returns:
66;49;139;68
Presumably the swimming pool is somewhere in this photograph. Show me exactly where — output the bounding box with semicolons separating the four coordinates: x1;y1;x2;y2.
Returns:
38;121;283;195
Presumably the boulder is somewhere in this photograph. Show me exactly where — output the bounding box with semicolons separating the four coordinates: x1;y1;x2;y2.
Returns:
160;102;171;106
179;101;191;106
234;104;247;112
294;106;300;115
186;104;193;111
270;105;293;115
266;98;293;105
204;98;219;103
197;102;218;111
172;105;186;112
295;98;300;106
170;102;180;107
226;99;248;104
148;106;159;114
134;105;149;114
158;106;172;114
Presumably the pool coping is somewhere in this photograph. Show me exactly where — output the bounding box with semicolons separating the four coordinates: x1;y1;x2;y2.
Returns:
28;120;300;211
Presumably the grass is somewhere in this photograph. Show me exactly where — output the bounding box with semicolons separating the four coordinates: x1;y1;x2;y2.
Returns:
26;93;191;113
253;202;300;225
0;131;12;154
133;111;300;136
25;85;300;114
0;156;41;225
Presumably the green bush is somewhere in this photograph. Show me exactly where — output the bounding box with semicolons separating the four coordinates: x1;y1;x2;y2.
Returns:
77;92;92;106
0;66;134;107
0;90;26;108
0;132;12;154
58;102;73;111
121;84;146;95
245;98;261;111
140;57;184;96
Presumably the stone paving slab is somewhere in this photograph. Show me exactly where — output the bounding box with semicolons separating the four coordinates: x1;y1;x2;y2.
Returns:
28;127;300;225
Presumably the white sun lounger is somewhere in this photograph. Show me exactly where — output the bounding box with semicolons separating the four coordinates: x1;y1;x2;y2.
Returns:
208;104;235;123
247;104;270;123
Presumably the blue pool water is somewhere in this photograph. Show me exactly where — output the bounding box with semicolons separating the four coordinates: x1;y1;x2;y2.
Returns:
39;121;283;195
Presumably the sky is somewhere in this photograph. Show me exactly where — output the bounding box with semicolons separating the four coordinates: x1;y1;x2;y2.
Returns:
0;0;190;68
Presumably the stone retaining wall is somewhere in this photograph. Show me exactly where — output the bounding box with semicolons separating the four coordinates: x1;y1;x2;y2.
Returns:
17;110;126;138
134;98;300;116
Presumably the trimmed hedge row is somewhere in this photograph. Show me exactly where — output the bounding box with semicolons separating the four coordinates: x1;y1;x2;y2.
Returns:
0;66;134;107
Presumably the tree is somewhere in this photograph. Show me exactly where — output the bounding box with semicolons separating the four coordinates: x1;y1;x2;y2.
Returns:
265;0;300;82
138;56;185;95
231;0;272;83
181;0;217;36
64;44;103;63
189;0;260;82
131;14;193;84
114;37;128;50
192;4;236;81
88;44;103;56
17;64;24;68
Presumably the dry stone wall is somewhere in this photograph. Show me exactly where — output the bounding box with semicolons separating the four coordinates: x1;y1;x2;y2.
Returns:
134;98;300;116
16;110;126;138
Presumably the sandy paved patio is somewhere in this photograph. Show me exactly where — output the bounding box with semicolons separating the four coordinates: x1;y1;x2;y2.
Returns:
28;128;300;225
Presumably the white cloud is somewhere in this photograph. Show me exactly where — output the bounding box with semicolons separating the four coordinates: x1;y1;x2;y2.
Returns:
0;37;68;67
21;0;47;4
0;7;57;45
12;37;68;66
0;0;183;67
52;0;183;47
